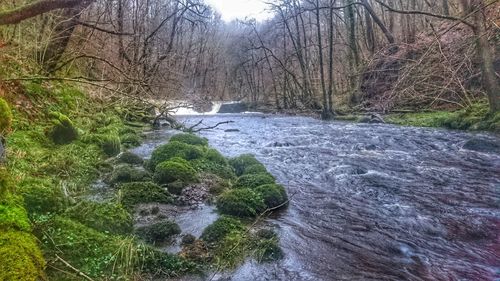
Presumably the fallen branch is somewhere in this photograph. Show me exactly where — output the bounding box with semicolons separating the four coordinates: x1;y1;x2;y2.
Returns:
186;120;235;133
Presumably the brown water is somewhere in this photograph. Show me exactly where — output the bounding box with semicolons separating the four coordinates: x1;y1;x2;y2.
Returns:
138;114;500;281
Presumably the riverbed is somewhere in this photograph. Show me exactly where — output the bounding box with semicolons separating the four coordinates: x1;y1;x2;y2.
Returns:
137;114;500;281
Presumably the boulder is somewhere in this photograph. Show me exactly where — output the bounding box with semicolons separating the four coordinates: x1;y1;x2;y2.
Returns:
359;114;385;124
463;138;500;154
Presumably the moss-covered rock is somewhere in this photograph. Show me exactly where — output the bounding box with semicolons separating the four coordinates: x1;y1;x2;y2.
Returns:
120;182;172;208
0;195;31;231
229;154;262;176
120;133;141;148
166;180;188;195
254;184;288;209
190;158;236;180
117;151;144;165
216;188;266;217
135;220;181;243
180;240;210;262
0;98;13;135
139;246;195;276
252;230;283;262
0;230;46;281
0;167;13;197
47;112;79;145
201;216;245;244
147;141;204;171
65;201;133;235
108;165;151;185
204;148;227;165
153;160;198;185
20;180;67;215
243;164;268;175
170;133;208;146
233;173;275;189
101;134;121;157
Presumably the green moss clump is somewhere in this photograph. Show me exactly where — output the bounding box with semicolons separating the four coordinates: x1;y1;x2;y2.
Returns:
252;230;283;262
254;184;288;209
117;151;143;165
20;178;67;215
166;180;188;195
154;160;198;185
204;148;227;165
229;154;262;176
101;134;121;157
190;159;236;180
0;195;31;231
233;173;275;189
0;167;13;197
47;112;79;145
65;201;133;235
243;164;268;175
136;221;181;244
216;188;266;217
0;230;46;281
139;246;195;276
201;216;245;244
170;133;208;146
147;141;204;171
0;98;13;135
120;133;141;148
120;182;172;208
109;165;151;185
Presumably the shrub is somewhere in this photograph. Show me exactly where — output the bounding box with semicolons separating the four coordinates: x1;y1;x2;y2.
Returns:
101;134;121;157
135;221;181;243
190;158;236;180
109;165;151;185
0;98;13;135
120;182;172;208
243;164;268;175
254;184;288;209
117;151;143;165
170;133;208;146
147;141;204;171
154;160;198;185
65;201;133;235
233;173;275;189
201;216;245;244
47;112;79;145
216;188;266;217
229;154;262;176
0;230;46;281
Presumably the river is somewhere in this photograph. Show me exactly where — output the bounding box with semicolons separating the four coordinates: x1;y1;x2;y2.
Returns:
135;113;500;281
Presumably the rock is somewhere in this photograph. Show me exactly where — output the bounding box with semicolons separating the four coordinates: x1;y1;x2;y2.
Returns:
268;141;294;147
224;129;240;132
0;136;5;163
463;138;500;154
359;114;385;124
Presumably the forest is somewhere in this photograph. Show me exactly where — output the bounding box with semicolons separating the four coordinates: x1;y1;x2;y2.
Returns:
0;0;499;280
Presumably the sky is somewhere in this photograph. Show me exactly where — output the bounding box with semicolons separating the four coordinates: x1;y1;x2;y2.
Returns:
205;0;273;22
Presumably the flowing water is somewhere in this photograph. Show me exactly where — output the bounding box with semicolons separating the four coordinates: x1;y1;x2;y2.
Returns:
141;114;500;281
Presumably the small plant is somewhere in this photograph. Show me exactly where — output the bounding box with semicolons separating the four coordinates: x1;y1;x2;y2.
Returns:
153;160;198;185
135;220;181;243
201;216;245;244
47;112;79;145
170;133;208;146
233;173;275;189
120;182;172;208
229;154;262;176
147;141;204;171
216;188;266;217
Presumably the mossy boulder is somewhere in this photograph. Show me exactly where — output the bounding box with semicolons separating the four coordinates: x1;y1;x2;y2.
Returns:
20;180;67;215
65;201;133;235
204;148;227;165
201;216;245;244
48;112;79;145
190;158;236;180
216;188;266;217
109;165;151;185
0;98;13;135
135;221;181;243
229;154;262;176
154;160;198;185
0;195;31;231
252;231;283;262
101;134;121;157
120;182;172;208
117;151;144;165
147;141;204;171
166;180;188;195
233;173;275;189
0;167;13;197
0;230;46;281
243;164;268;175
170;133;208;146
120;133;141;148
254;184;288;209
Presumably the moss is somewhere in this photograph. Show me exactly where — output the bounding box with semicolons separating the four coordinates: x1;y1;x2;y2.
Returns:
65;201;133;235
204;148;227;165
117;151;144;165
120;182;172;208
101;133;121;157
254;184;288;209
242;164;268;175
47;112;79;145
0;98;13;135
201;216;245;244
229;154;262;176
216;188;266;217
190;158;236;180
0;230;46;281
166;180;188;195
233;173;276;189
147;141;204;171
170;133;208;146
0;195;31;231
153;160;198;185
181;234;197;245
108;165;151;185
120;133;141;148
139;246;196;277
19;179;67;215
135;220;181;244
0;167;13;197
251;232;283;262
